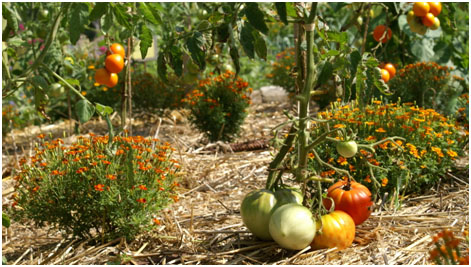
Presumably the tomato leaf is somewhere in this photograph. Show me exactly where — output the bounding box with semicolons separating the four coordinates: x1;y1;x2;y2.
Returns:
138;3;160;25
318;61;333;86
349;50;361;76
240;23;255;59
186;32;206;71
229;46;240;74
326;31;348;44
112;4;132;29
139;24;153;59
275;3;288;25
89;2;108;21
157;51;168;82
75;99;95;124
69;3;89;45
169;46;183;77
2;4;18;39
244;3;268;35
95;103;113;116
101;11;113;34
254;32;267;60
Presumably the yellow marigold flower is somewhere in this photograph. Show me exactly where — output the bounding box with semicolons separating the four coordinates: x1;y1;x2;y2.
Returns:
373;100;382;105
365;121;375;126
337;156;348;166
365;136;377;141
431;146;444;157
447;150;458;158
81;91;87;96
88;65;95;70
103;87;108;92
375;127;386;133
413;118;425;122
447;139;455;145
94;82;100;87
308;152;315;159
334;124;346;129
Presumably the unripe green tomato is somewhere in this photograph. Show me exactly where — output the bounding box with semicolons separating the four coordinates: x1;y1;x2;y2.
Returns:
223;63;234;72
336;140;358;158
240;189;303;240
49;83;64;98
39;8;49;20
269;203;317;250
356;16;363;26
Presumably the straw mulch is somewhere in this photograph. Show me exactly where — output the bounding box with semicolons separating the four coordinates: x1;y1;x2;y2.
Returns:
2;102;469;265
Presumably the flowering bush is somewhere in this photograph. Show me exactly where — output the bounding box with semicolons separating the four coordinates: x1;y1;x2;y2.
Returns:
266;47;296;96
387;62;465;115
8;133;180;241
429;229;469;265
131;72;187;113
307;99;467;204
183;70;252;142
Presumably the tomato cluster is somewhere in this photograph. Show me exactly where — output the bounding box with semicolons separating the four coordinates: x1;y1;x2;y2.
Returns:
94;43;126;88
408;2;442;35
379;63;396;83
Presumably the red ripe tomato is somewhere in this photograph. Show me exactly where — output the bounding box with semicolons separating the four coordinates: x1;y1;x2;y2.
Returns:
105;54;124;74
311;211;355;250
372;25;392;43
323;180;373;225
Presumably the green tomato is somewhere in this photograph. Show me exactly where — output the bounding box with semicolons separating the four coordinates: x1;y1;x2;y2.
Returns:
240;188;303;240
240;189;276;240
39;9;49;20
269;203;316;250
49;83;64;98
336;140;358;158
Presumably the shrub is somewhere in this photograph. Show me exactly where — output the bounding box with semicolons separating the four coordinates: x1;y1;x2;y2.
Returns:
8;133;181;241
307;99;467;205
183;70;252;142
131;72;187;113
387;62;465;115
266;47;296;96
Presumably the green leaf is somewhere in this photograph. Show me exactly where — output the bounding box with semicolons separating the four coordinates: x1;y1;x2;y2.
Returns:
34;86;49;119
2;256;7;265
254;32;267;60
326;31;348;44
75;100;95;123
240;23;255;59
318;61;333;86
371;67;392;96
96;103;113;116
2;213;11;228
285;2;297;18
186;32;206;71
112;4;132;29
349;50;361;77
69;3;89;45
139;24;153;59
89;2;108;21
355;64;367;109
411;38;435;61
169;47;183;77
157;51;168;82
275;3;288;25
244;3;268;35
101;11;113;34
138;3;159;25
3;4;18;35
32;76;49;90
229;46;240;74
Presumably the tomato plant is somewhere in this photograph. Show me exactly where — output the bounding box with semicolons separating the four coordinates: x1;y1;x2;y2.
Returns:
310;211;356;250
268;204;316;250
323;180;373;225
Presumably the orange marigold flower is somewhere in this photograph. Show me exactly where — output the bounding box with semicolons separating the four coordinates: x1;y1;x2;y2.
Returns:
446;150;458;158
106;174;117;180
381;177;388;187
94;184;105;192
337;156;348;166
138;184;148;190
137;198;146;203
375;127;386;133
333;124;346;129
308;152;315;159
37;134;46;139
153;218;161;225
364;175;372;183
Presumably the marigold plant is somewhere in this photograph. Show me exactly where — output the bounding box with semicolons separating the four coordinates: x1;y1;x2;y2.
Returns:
266;47;297;96
429;229;469;265
8;133;180;241
308;99;467;205
387;62;465;116
183;70;252;142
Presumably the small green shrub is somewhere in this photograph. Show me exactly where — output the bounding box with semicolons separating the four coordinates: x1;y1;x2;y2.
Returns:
387;62;465;115
266;47;296;96
8;133;181;241
183;70;252;142
131;72;187;113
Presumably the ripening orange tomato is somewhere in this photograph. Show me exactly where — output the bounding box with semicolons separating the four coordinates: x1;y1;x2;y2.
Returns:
106;73;119;88
94;68;111;85
110;43;125;59
380;68;390;83
105;54;124;73
373;25;392;43
384;63;396;79
422;13;436;27
413;2;430;17
428;2;442;16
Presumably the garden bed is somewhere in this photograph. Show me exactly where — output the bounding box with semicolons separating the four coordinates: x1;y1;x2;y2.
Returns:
2;102;468;265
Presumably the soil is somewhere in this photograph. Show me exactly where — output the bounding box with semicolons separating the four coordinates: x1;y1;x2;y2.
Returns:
2;102;469;265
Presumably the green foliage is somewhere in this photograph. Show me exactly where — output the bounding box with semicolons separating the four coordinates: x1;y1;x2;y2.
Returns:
387;62;465;115
183;70;251;142
131;72;187;112
309;99;467;205
8;134;180;241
